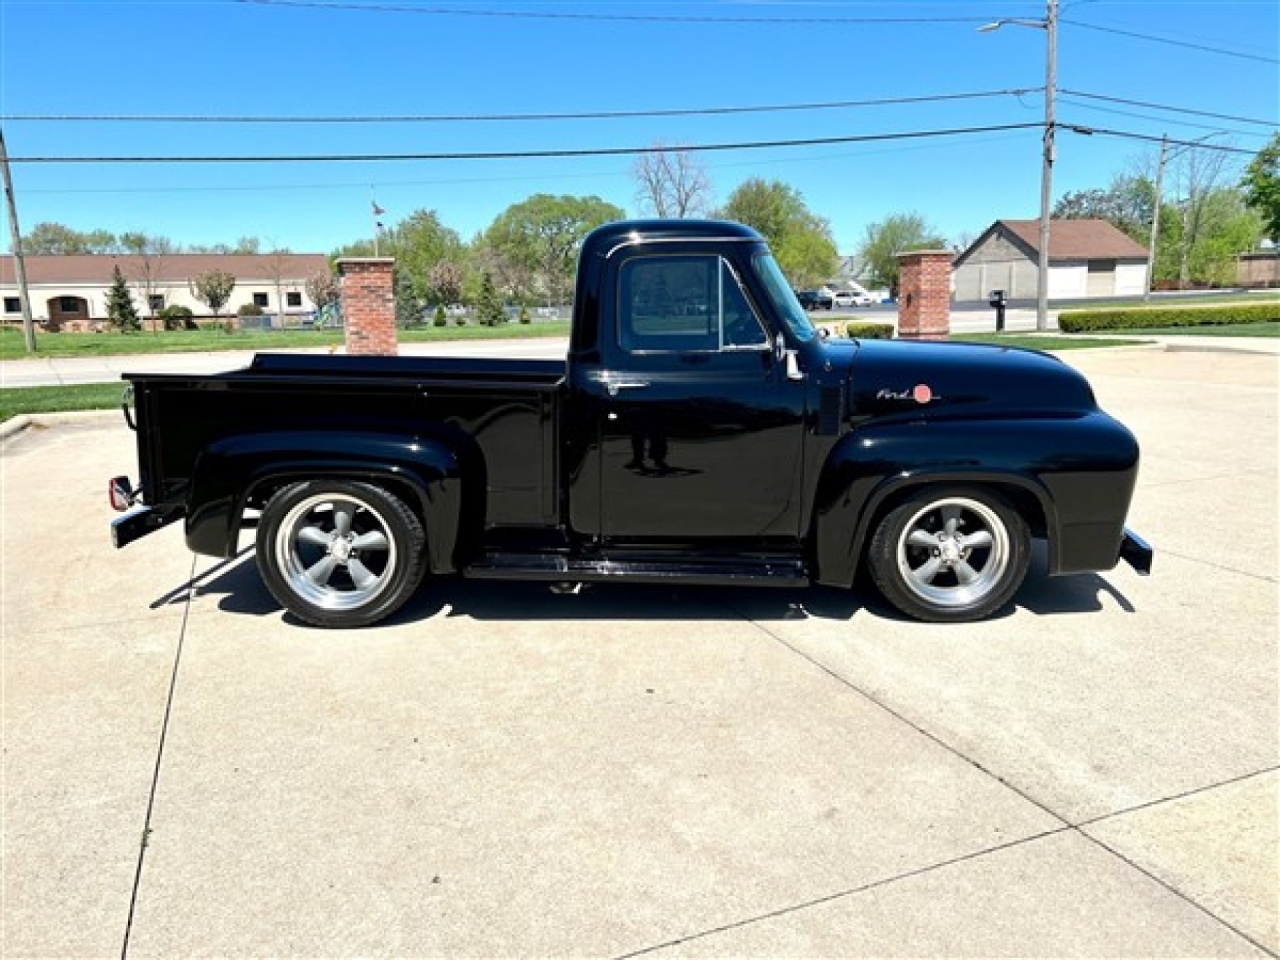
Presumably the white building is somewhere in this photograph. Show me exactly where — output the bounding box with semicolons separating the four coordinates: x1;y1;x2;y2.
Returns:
1;252;330;330
953;219;1149;303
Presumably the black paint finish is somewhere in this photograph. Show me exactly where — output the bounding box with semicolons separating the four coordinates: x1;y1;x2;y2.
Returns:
115;219;1150;601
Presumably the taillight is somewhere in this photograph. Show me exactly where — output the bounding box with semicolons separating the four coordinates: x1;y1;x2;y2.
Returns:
109;477;135;512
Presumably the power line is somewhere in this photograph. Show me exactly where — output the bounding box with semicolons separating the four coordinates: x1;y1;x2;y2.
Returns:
5;121;1259;166
1058;97;1272;139
1061;89;1278;129
1079;126;1260;156
234;0;998;24
6;122;1043;164
0;88;1043;125
1061;17;1280;64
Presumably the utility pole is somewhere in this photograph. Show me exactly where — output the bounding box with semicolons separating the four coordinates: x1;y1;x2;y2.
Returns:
1036;0;1058;332
979;0;1058;331
1144;135;1169;304
0;126;37;353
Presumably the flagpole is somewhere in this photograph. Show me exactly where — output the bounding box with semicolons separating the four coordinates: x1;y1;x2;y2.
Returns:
371;186;380;257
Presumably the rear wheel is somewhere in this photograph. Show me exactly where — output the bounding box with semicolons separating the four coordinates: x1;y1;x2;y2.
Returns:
868;487;1030;623
256;480;426;628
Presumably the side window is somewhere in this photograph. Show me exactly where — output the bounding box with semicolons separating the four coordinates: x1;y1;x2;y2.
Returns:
619;255;767;353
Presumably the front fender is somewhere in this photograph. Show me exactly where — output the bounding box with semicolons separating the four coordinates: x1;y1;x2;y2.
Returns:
184;430;469;573
811;413;1139;586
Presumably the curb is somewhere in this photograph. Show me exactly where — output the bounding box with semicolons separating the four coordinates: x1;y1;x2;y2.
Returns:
1;409;123;440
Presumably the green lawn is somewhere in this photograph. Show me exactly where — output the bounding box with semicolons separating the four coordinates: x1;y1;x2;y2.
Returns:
1057;292;1280;311
1;383;127;422
1114;321;1279;338
0;321;572;360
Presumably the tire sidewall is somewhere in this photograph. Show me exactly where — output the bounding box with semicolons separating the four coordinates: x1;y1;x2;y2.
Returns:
868;485;1030;623
256;480;426;628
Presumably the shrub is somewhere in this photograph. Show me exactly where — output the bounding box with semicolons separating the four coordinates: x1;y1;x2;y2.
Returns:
845;321;895;339
1058;302;1279;333
519;305;531;325
237;302;265;316
160;304;196;331
433;304;447;327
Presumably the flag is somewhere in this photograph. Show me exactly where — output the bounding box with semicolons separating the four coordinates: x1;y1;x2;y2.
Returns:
372;201;386;216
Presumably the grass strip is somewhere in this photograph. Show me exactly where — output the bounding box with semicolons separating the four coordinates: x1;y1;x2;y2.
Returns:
2;383;126;422
0;321;571;360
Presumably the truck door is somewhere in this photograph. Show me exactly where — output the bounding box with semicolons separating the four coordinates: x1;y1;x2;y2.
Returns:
587;251;807;541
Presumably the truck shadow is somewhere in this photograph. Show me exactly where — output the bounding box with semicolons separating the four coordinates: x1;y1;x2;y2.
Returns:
155;540;1137;628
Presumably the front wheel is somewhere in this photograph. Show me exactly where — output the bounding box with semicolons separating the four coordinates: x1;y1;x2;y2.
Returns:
256;480;426;628
867;487;1030;623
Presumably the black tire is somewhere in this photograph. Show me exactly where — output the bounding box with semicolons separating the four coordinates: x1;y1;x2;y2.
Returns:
867;486;1030;623
256;480;427;628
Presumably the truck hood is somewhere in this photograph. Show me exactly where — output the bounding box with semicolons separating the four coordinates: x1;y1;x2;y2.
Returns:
841;338;1098;421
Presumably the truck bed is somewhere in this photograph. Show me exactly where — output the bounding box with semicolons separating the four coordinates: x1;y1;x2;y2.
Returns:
126;352;567;531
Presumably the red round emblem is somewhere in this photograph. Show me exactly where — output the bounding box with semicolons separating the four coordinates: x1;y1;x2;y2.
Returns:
913;384;933;404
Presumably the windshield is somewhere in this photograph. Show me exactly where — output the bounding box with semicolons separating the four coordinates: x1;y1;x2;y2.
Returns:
753;251;817;344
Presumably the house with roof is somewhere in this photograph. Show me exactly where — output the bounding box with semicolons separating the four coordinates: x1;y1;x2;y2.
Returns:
952;219;1149;303
1;252;330;331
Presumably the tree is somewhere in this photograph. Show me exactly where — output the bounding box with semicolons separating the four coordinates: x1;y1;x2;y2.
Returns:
475;271;506;326
124;234;173;335
857;213;946;296
261;248;298;324
1161;188;1262;287
393;270;424;327
22;222;117;254
105;265;141;332
633;144;714;218
189;269;236;328
378;209;465;307
718;178;837;287
1052;174;1155;244
427;260;465;306
1170;145;1234;287
305;270;341;322
483;194;624;305
1241;132;1280;242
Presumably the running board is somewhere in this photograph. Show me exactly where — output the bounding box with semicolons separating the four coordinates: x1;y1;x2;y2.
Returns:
463;553;809;588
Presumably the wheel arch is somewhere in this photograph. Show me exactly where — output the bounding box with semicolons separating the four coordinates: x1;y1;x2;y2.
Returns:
813;462;1057;588
184;430;473;574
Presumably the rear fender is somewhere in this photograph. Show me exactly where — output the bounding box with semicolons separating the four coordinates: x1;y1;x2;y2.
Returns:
184;431;470;573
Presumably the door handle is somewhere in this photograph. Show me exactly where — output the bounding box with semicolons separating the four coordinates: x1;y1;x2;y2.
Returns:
606;379;650;396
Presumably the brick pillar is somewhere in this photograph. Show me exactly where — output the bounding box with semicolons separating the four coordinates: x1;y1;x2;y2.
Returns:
896;250;953;341
337;257;398;356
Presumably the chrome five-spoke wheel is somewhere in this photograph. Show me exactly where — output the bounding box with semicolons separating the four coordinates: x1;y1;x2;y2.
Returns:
868;487;1030;622
256;481;426;628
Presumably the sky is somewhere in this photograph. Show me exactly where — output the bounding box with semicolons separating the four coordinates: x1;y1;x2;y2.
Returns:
1;0;1276;257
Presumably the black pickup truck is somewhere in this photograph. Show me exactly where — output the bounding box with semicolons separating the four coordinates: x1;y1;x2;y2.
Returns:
110;219;1151;627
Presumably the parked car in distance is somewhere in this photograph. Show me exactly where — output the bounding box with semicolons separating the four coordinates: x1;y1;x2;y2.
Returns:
832;290;874;308
796;289;833;310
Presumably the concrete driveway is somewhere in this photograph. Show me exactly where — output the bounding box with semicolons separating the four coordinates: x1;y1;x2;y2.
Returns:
2;346;1276;958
